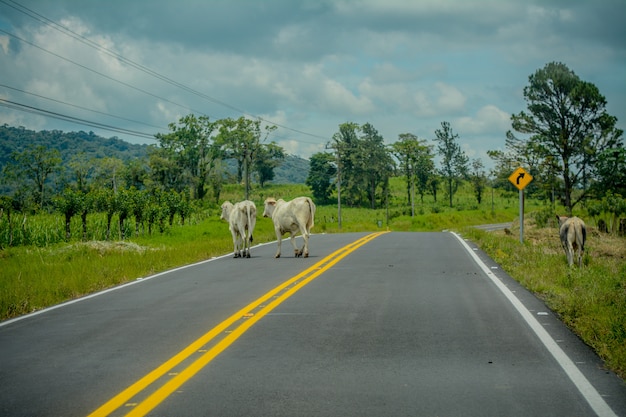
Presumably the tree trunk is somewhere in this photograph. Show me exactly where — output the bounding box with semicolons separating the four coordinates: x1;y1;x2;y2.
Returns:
65;213;71;241
81;211;88;241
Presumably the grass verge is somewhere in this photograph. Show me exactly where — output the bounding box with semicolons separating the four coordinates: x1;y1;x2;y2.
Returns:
462;217;626;380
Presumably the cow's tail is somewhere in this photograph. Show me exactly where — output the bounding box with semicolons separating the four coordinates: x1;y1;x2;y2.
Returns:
307;197;315;231
247;204;254;242
577;223;586;252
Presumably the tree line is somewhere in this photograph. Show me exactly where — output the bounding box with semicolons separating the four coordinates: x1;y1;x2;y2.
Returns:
1;62;625;247
309;62;625;221
0;115;286;244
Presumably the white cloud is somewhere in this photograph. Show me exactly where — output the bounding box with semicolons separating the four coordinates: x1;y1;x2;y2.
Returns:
412;82;466;118
456;105;511;135
0;0;623;162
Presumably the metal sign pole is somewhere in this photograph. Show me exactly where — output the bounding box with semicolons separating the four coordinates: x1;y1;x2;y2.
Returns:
519;189;524;243
509;167;532;244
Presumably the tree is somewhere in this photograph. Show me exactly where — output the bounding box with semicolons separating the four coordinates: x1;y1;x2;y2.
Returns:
415;143;436;204
6;144;61;210
54;188;84;241
330;122;393;208
330;122;359;208
509;62;624;214
0;195;18;247
254;142;285;187
93;157;125;192
592;146;626;198
154;114;220;200
93;188;116;240
79;191;95;241
124;158;149;190
208;159;225;204
360;123;394;209
470;159;487;205
129;188;149;236
434;121;468;207
392;133;434;215
116;188;133;240
147;147;182;192
67;153;93;193
217;117;277;199
306;152;337;204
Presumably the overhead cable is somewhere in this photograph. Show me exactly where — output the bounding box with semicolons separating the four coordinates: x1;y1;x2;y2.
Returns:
0;98;156;140
1;0;330;143
0;83;168;133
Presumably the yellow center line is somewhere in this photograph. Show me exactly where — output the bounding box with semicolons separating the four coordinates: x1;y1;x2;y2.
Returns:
87;231;387;417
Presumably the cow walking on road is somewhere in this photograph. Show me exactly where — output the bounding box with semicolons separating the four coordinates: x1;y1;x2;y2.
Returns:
221;200;257;258
263;197;316;258
556;215;586;267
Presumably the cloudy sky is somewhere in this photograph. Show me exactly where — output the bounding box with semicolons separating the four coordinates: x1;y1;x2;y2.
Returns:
1;0;624;167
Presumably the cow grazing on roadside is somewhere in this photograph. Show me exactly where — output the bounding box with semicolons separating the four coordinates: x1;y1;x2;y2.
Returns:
263;197;316;258
556;215;586;267
220;200;256;258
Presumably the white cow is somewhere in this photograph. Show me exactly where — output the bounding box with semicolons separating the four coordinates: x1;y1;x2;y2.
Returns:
556;215;586;267
263;196;316;258
220;200;256;258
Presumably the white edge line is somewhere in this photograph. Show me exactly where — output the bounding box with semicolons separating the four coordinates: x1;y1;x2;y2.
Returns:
451;232;617;417
0;241;276;328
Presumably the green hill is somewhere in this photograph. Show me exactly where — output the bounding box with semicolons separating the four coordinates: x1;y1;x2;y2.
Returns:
0;124;309;185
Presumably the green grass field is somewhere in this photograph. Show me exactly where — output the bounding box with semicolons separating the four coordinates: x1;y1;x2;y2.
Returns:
1;182;624;379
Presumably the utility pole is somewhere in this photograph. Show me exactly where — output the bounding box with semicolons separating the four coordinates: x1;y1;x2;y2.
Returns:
326;141;342;229
244;146;250;200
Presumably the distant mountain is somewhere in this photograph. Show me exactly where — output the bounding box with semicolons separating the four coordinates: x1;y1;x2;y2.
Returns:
0;125;149;168
273;154;310;184
0;124;309;184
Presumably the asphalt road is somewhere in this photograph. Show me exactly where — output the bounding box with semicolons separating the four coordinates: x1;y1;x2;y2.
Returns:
1;232;624;417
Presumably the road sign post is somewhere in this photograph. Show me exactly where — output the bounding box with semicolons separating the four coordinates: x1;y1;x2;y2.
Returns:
508;167;533;243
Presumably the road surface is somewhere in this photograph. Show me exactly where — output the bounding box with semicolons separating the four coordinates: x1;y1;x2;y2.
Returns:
1;232;624;416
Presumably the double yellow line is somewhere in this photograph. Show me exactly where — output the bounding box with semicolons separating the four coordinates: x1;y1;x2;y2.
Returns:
88;231;387;417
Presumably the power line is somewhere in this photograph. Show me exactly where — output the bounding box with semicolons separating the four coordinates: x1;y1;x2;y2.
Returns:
0;98;156;139
0;83;168;133
1;0;331;143
0;28;213;119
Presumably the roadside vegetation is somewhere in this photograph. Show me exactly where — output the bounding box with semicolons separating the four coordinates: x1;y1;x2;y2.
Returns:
464;215;626;380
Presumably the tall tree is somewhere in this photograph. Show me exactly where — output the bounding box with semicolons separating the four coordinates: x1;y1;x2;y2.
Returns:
360;123;394;209
593;147;626;198
470;158;487;205
306;152;337;204
392;133;434;214
54;188;84;241
93;157;125;192
330;122;360;207
509;62;624;213
154;114;219;200
434;121;468;207
217;117;277;199
254;142;285;187
67;153;93;193
415;142;436;204
330;122;393;208
5;144;61;210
